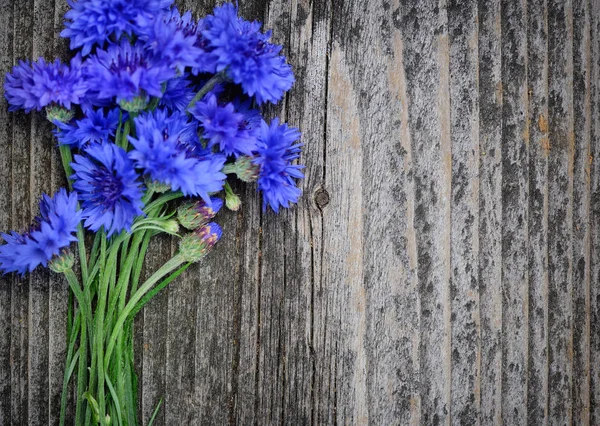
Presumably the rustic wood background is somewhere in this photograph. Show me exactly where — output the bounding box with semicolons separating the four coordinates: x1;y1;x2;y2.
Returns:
0;0;599;424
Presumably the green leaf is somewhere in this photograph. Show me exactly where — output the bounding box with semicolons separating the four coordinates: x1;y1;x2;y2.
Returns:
105;373;123;426
147;399;163;426
82;391;101;424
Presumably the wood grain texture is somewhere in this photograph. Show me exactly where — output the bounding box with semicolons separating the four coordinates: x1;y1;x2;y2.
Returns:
501;0;530;424
0;0;599;425
477;1;503;423
526;0;549;423
548;1;575;423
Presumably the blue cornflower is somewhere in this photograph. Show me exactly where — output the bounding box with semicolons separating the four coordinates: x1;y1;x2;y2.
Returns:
61;0;173;56
159;75;195;112
150;9;219;74
254;118;303;212
85;40;174;103
71;142;144;237
134;108;199;148
0;189;81;275
202;3;295;104
4;56;87;112
190;93;259;157
136;8;203;72
129;109;226;201
54;107;121;148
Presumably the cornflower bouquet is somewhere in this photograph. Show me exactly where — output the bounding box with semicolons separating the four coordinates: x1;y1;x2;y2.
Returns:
1;1;303;424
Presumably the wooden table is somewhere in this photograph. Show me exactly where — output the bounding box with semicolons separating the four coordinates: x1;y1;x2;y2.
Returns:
0;0;598;424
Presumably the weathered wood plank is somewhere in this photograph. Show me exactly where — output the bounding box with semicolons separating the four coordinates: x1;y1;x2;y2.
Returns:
477;1;503;423
139;236;171;426
320;0;368;423
547;0;575;423
230;197;261;426
49;1;72;423
526;0;550;423
190;224;237;425
357;1;422;424
285;1;331;424
28;0;58;423
501;0;530;423
10;0;34;423
447;1;480;424
400;1;452;424
0;0;13;422
571;0;592;424
589;2;600;423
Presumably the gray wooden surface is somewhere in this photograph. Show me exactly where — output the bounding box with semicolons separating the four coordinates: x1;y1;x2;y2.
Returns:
0;0;599;425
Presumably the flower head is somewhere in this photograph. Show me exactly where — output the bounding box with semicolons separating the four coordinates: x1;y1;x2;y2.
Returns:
254;118;303;212
85;40;174;103
61;0;174;56
71;142;144;237
136;8;203;72
129;109;226;200
159;75;195;112
54;107;121;148
4;56;87;112
190;93;259;157
202;3;294;104
0;189;81;275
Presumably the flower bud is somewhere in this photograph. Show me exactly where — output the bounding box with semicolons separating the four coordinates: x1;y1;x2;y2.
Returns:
146;179;171;193
163;219;180;234
178;222;223;262
49;250;75;273
225;191;241;211
177;198;223;230
233;156;260;183
119;95;148;113
46;105;74;123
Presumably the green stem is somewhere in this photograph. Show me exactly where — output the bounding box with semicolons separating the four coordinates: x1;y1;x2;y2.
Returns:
143;191;183;215
75;310;88;425
187;71;229;111
124;262;191;330
92;232;126;425
142;188;155;205
222;162;238;175
58;145;89;286
104;254;186;371
58;144;74;188
224;181;235;197
108;231;145;410
117;113;135;150
77;225;89;285
63;269;87;318
59;309;81;426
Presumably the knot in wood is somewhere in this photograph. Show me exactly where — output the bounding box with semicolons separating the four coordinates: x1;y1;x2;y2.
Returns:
314;188;330;209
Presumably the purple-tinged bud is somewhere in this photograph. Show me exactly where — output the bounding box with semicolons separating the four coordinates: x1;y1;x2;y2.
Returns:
46;105;74;123
177;198;223;230
197;222;222;248
234;156;260;182
178;222;223;262
49;250;75;273
223;156;260;183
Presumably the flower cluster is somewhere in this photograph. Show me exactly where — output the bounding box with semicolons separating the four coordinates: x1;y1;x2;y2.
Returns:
1;1;303;271
1;3;304;422
0;189;81;274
